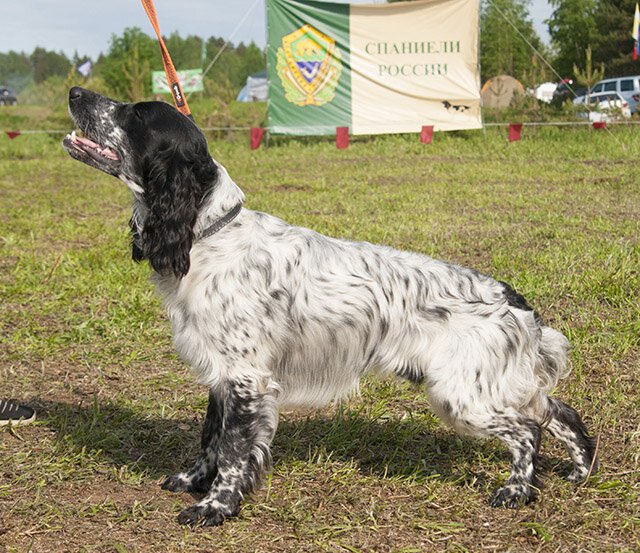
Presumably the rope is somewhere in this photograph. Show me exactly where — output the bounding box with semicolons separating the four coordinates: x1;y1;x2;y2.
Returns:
485;0;567;90
5;121;640;137
187;0;263;101
140;0;192;119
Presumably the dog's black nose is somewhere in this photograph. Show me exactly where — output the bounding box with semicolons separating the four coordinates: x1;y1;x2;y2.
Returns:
69;87;84;102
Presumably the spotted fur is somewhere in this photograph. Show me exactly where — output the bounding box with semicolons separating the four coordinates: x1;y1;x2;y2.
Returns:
63;87;598;526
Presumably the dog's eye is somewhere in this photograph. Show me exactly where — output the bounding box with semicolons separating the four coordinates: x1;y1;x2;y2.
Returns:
133;106;143;121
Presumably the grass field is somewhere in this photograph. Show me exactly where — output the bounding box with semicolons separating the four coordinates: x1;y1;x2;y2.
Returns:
1;116;639;552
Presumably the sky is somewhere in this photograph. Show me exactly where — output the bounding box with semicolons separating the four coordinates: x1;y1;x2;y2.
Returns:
1;0;553;61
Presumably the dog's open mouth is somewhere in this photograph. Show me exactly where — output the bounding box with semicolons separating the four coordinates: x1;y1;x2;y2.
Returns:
63;130;121;168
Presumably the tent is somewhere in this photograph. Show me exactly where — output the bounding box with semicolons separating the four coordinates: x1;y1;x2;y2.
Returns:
481;75;525;108
237;70;268;102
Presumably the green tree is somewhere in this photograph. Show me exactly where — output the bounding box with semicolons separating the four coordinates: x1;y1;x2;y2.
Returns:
101;27;159;100
573;45;604;103
593;0;638;77
0;51;32;92
205;37;245;88
547;0;597;79
240;42;266;80
480;0;545;83
30;47;71;83
165;33;206;69
121;44;151;102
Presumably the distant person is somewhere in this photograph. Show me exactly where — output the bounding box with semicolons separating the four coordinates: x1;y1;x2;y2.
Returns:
0;399;35;426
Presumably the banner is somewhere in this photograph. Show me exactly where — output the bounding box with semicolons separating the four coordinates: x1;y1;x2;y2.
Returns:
152;69;204;94
267;0;481;135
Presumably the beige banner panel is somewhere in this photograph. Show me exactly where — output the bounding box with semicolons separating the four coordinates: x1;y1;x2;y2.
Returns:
350;0;481;135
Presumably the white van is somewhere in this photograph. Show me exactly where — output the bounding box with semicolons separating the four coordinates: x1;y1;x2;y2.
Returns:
590;76;640;113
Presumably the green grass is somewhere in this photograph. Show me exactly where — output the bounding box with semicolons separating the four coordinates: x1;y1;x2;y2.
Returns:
1;121;639;552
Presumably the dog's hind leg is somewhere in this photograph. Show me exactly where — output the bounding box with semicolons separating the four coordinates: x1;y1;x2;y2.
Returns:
162;390;223;493
542;397;598;482
177;375;280;527
460;409;542;508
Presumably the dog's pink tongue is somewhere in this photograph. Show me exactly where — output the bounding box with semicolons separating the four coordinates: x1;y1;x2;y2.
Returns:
76;136;100;149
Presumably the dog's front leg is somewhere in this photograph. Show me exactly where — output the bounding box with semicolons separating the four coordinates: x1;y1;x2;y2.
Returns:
162;390;223;493
177;375;280;527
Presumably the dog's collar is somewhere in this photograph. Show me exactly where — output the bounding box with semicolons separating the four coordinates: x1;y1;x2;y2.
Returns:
198;202;243;241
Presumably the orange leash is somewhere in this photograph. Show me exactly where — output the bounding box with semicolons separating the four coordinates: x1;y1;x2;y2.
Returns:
140;0;192;119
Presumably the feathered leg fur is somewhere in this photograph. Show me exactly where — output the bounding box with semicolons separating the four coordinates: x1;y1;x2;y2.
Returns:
162;390;223;494
544;397;598;482
175;376;280;526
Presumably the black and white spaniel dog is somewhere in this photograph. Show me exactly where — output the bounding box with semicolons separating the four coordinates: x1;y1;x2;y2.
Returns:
63;87;597;527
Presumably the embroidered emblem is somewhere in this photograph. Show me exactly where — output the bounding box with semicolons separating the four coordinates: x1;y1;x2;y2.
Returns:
276;24;343;106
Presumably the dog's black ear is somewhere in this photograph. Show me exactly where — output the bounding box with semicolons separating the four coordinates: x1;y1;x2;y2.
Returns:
140;146;199;278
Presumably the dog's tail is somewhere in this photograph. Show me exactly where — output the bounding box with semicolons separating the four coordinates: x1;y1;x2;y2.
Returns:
498;281;571;394
534;325;572;393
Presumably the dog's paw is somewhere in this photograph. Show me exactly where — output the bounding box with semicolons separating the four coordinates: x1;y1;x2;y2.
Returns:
489;484;533;509
177;499;240;527
566;468;586;483
161;473;210;494
566;459;597;483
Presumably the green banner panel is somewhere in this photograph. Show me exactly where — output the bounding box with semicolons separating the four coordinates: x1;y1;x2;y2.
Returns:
267;0;351;135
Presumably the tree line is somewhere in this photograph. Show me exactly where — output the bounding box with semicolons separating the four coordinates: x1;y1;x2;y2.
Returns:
1;0;638;103
0;28;265;103
483;0;637;86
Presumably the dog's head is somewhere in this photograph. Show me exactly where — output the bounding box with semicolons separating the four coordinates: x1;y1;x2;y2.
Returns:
63;87;219;278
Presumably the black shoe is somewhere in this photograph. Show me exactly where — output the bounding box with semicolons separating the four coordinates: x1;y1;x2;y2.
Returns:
0;399;36;426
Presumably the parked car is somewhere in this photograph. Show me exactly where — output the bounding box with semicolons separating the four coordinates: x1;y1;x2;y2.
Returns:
587;75;640;114
574;91;631;122
0;87;17;105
